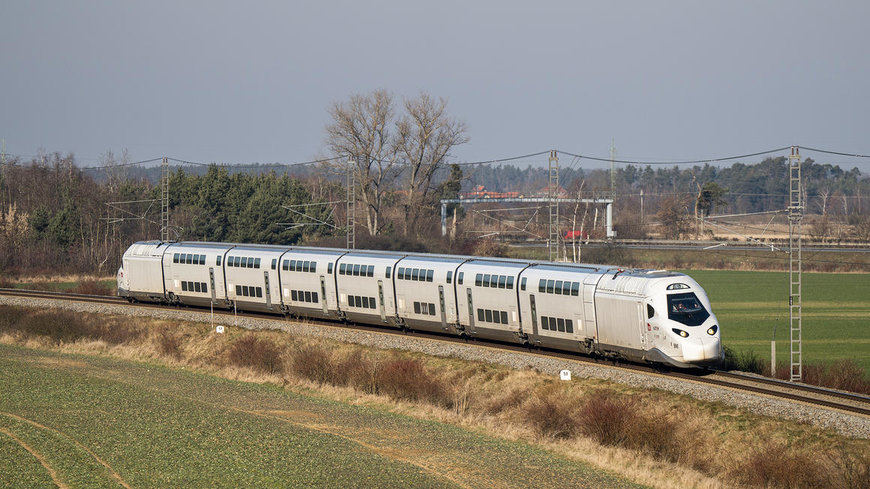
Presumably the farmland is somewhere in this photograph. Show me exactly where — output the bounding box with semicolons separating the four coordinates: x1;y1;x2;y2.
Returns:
686;270;870;374
0;344;642;489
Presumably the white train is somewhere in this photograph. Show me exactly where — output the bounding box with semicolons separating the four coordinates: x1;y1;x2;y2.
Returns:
117;241;723;368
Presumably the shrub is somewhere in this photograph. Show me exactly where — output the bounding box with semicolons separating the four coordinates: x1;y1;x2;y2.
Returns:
737;442;829;488
578;390;636;445
376;357;447;406
72;279;113;296
156;328;184;359
290;343;336;384
227;335;285;375
523;385;582;439
823;360;870;394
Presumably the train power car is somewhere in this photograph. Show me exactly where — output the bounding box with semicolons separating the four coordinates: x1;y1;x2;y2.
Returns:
118;240;722;368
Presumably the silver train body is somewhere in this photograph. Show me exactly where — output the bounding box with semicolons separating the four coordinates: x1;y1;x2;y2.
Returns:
117;241;723;368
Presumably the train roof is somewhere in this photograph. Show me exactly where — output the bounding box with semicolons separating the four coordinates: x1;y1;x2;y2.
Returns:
133;240;678;277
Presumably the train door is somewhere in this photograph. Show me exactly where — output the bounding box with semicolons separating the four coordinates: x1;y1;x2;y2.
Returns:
264;272;272;310
377;280;386;322
529;294;539;344
438;285;447;331
209;268;216;304
637;302;647;347
466;288;476;335
583;274;602;341
320;276;329;315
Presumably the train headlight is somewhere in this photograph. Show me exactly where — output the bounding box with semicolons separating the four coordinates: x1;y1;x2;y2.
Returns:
672;328;689;338
707;325;718;335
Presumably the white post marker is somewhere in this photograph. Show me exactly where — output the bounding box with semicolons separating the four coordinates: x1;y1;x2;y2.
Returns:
216;325;225;334
560;369;571;381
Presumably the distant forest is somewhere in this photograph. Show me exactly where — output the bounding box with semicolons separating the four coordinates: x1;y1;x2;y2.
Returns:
0;153;868;276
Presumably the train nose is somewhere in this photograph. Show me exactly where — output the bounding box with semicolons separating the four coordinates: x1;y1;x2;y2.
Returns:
682;335;721;363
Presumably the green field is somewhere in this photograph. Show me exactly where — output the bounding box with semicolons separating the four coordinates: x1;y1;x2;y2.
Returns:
684;270;870;373
0;344;643;489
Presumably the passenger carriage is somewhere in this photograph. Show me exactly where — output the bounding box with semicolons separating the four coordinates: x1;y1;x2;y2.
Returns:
453;259;527;343
278;248;345;319
517;264;606;353
334;251;405;327
392;255;465;334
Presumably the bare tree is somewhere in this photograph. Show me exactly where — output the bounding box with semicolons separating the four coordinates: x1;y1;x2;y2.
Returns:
325;90;397;235
395;93;468;236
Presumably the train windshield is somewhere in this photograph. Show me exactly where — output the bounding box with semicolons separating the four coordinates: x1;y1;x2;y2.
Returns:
667;292;709;326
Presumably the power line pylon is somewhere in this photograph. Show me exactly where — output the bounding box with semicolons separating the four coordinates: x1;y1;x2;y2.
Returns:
788;146;803;382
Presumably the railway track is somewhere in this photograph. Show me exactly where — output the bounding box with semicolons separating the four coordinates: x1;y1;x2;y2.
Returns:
2;287;869;418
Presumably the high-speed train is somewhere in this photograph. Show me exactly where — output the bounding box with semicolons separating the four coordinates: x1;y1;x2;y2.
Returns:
117;241;723;368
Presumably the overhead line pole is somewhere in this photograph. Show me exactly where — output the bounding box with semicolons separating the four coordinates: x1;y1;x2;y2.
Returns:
161;156;169;242
548;150;561;261
788;146;803;382
346;158;355;250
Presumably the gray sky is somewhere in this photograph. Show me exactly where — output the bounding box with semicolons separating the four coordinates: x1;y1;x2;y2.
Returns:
2;1;868;168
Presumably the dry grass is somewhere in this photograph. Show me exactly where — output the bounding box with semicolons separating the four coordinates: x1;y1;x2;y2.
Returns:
1;304;868;489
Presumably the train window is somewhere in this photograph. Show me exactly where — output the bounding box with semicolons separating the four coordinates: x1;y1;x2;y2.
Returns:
667;292;709;326
217;256;222;266
369;297;375;308
347;296;354;307
227;256;233;267
194;282;202;293
546;280;555;294
507;276;514;289
554;281;563;294
485;309;493;323
301;261;308;273
483;274;491;287
647;304;655;318
500;311;508;324
281;260;288;271
291;290;298;301
235;285;241;296
271;258;276;270
426;270;433;282
368;265;375;277
429;303;436;315
566;319;573;333
200;255;206;265
414;301;421;314
385;266;391;279
520;277;526;291
498;276;507;289
248;258;255;269
475;274;482;286
257;287;263;298
328;263;334;274
557;318;566;332
173;253;178;263
457;272;464;285
359;296;367;308
351;264;359;276
477;309;484;321
550;317;558;331
541;316;549;331
240;257;247;268
539;279;546;293
339;263;346;275
312;262;318;273
397;267;404;279
303;291;311;302
289;260;296;271
571;282;580;296
313;292;318;303
181;282;188;291
411;268;419;281
563;283;572;296
254;258;261;269
232;256;239;267
446;271;452;284
202;283;208;294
